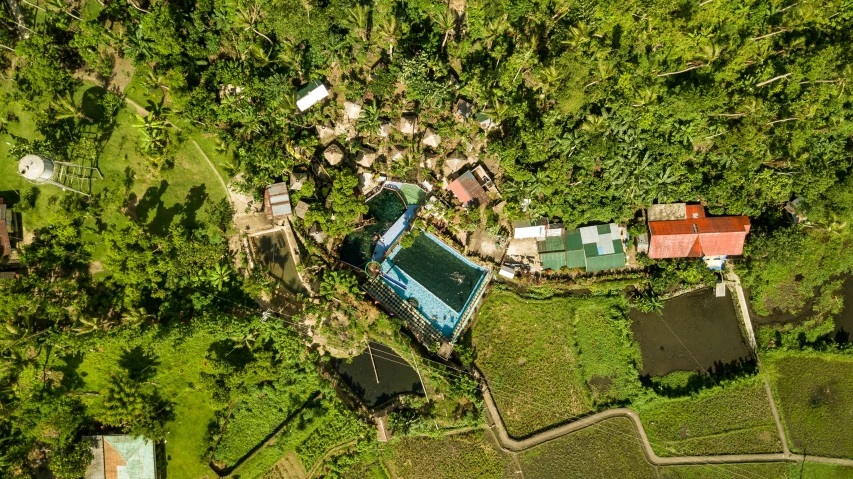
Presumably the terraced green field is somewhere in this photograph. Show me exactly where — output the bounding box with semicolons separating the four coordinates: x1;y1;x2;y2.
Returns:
638;377;783;456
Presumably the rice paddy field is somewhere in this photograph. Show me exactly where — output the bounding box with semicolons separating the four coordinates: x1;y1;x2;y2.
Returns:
381;431;515;479
518;418;657;479
638;377;783;456
659;463;853;479
472;290;593;437
472;289;644;437
765;352;853;458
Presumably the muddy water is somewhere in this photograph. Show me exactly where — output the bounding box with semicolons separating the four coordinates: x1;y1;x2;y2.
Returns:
251;232;307;294
833;277;853;343
333;343;424;408
630;288;750;377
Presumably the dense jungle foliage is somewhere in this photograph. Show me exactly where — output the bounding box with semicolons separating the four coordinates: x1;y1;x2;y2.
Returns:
1;0;853;476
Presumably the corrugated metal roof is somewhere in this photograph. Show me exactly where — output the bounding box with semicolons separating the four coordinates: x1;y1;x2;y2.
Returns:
540;251;568;270
85;436;155;479
265;182;292;219
296;79;328;111
566;250;586;269
648;215;750;258
537;235;565;253
586;252;626;272
565;230;584;251
448;171;489;206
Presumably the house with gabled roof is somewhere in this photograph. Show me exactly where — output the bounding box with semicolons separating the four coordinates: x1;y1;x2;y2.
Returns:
446;166;498;207
84;435;156;479
264;182;292;220
647;203;751;269
296;79;329;112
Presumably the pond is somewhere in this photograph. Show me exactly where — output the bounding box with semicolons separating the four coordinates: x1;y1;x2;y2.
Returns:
333;342;424;408
251;231;307;294
629;288;750;377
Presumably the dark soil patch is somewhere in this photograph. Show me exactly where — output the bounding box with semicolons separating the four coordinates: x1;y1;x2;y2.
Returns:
745;286;815;327
630;288;750;377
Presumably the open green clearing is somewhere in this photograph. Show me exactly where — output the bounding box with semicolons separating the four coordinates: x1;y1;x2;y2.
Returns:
638;377;782;456
472;289;641;437
0;80;227;244
766;353;853;458
381;431;514;479
518;418;656;479
70;324;223;479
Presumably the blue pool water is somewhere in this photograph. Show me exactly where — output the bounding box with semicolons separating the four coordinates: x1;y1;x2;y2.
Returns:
381;232;487;338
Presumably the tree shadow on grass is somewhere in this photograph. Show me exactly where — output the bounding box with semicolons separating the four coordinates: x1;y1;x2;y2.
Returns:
57;353;86;391
119;346;160;381
207;340;255;371
135;181;210;235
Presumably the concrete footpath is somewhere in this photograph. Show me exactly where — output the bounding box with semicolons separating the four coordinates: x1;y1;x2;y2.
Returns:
481;382;853;467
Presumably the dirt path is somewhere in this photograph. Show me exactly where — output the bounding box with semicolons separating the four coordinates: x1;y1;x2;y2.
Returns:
123;97;233;206
480;381;853;467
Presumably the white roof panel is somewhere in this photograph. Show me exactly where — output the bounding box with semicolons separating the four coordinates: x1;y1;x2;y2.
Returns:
579;225;599;244
296;84;329;111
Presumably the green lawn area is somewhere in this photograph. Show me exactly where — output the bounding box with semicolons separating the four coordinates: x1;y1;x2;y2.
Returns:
637;377;783;456
472;289;642;437
765;352;853;458
73;325;223;479
518;418;657;479
381;431;514;479
0;80;228;246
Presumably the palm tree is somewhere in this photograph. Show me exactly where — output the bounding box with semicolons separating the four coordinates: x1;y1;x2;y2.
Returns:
563;22;593;51
357;104;381;134
121;307;155;327
376;15;399;58
580;114;606;134
51;93;93;123
205;263;232;291
234;3;273;45
433;9;457;49
345;5;370;42
74;316;110;335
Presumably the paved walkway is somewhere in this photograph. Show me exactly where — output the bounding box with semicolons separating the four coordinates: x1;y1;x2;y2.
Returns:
480;382;853;467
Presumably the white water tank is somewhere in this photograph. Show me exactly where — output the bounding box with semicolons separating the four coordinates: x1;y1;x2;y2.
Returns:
18;154;55;181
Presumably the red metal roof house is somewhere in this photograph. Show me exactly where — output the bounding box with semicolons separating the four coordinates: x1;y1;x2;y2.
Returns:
647;204;750;260
447;170;489;207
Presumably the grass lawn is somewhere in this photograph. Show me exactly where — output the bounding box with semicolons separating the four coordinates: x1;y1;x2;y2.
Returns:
381;431;514;479
73;325;223;479
0;80;228;246
473;290;592;437
765;352;853;458
518;417;657;479
637;377;783;456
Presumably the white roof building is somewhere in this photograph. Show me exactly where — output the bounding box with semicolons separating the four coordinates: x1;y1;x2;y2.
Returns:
296;79;329;112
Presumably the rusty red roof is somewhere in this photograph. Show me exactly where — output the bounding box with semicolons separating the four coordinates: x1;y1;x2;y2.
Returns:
648;215;751;259
447;171;488;206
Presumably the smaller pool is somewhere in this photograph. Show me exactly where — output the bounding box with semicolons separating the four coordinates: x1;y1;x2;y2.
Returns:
333;343;424;408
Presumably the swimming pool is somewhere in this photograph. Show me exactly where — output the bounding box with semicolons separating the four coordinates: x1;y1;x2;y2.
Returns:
381;231;487;340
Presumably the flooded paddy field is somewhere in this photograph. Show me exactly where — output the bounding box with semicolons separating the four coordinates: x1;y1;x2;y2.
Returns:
333;342;424;408
630;288;751;377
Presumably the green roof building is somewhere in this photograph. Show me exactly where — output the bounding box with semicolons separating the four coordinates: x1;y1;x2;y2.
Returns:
537;223;626;272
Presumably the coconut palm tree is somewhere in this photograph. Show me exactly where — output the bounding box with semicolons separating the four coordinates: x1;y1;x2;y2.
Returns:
376;15;399;58
433;9;457;49
51;93;93;123
345;5;370;42
205;263;232;291
234;2;273;44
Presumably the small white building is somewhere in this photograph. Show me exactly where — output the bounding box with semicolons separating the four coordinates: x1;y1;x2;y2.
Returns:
498;265;515;279
296;79;329;112
513;219;547;239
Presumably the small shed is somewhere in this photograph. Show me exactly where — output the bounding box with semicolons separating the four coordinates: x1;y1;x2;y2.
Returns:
289;172;308;191
498;265;515;279
264;182;292;220
476;113;497;131
513;219;548;239
784;197;807;224
636;232;649;255
293;200;310;219
308;222;327;243
0;198;12;258
296;79;329;112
